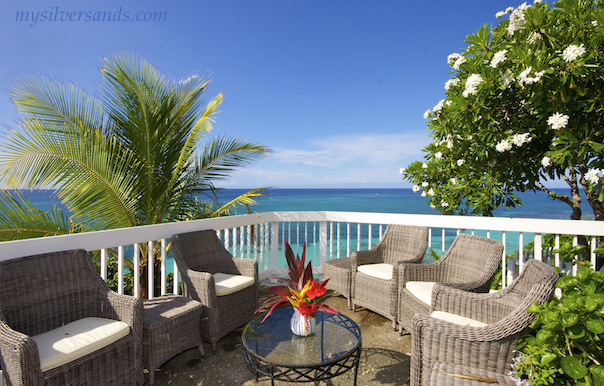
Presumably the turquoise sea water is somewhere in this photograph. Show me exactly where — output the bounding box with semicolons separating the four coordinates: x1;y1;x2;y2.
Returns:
15;188;577;220
14;188;580;263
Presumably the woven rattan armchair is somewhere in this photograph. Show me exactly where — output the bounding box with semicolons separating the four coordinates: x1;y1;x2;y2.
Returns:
410;259;558;386
172;229;258;351
0;249;144;386
397;233;504;333
351;224;428;329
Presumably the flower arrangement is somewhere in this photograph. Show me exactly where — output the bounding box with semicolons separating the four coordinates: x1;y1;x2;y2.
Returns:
256;241;337;323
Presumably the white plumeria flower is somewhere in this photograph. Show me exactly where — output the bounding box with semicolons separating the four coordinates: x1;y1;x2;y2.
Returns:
463;74;483;97
457;159;465;166
585;169;602;184
547;112;569;130
506;6;514;13
527;31;542;44
399;167;406;174
427;188;435;196
434;151;443;160
433;99;445;115
593;20;599;27
441;200;449;207
422;181;429;187
512;133;532;147
518;66;545;85
421;191;427;197
412;185;420;193
430;204;436;209
453;56;466;70
490;50;508;68
562;43;586;62
496;10;506;18
447;53;462;65
422;162;428;169
444;78;460;90
541;156;552;167
423;109;432;119
496;140;513;152
502;70;514;88
449;177;457;184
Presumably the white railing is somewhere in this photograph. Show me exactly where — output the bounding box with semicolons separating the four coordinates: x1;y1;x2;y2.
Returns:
1;211;603;386
1;211;603;298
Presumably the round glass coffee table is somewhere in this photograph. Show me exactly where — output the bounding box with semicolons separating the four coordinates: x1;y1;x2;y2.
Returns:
242;308;362;385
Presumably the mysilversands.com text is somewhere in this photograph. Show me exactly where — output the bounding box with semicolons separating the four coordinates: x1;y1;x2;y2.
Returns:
16;7;167;27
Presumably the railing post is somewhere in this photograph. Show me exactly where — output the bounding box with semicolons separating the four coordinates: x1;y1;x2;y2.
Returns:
160;239;167;296
319;221;327;268
148;241;154;300
100;248;108;281
534;233;542;261
271;222;279;270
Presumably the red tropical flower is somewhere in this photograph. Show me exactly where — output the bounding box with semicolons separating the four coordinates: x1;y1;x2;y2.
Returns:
255;241;337;322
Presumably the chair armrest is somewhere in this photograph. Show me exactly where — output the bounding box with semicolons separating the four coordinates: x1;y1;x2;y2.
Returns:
431;284;511;322
351;249;383;271
0;315;45;386
104;291;143;326
233;258;258;283
398;261;443;287
184;270;216;306
410;313;522;385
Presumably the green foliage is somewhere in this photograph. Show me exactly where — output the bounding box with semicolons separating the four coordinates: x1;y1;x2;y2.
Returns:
512;266;604;386
402;0;604;220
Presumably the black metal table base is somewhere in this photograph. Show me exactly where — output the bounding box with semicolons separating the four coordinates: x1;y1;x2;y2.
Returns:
243;344;362;385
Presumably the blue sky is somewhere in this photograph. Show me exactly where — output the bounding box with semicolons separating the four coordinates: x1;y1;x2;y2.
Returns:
1;0;529;189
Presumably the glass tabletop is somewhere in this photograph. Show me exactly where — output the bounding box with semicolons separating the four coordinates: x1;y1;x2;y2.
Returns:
242;308;361;367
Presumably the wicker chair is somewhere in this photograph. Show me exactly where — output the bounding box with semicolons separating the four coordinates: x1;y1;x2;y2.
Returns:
171;229;258;351
0;249;144;386
397;233;504;334
410;259;559;386
351;224;429;329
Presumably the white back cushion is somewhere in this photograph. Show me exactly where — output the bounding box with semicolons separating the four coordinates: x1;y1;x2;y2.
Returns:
214;273;255;296
357;263;393;280
430;310;488;327
405;281;436;305
32;317;130;372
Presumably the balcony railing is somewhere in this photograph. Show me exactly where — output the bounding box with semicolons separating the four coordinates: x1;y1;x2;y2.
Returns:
1;211;603;386
2;211;603;298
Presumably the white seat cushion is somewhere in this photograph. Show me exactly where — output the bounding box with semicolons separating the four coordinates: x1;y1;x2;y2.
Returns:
214;273;255;296
430;310;488;327
357;263;393;280
31;317;130;372
405;281;436;305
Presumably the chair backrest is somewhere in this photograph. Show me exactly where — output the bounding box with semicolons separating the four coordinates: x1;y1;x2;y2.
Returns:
502;259;559;306
378;224;429;265
172;230;238;275
0;249;110;336
438;234;504;289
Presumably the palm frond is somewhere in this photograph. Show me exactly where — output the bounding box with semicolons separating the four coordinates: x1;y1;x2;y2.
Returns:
210;188;271;217
0;191;84;241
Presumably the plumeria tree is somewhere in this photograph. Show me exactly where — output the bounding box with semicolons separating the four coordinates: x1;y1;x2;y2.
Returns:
401;0;604;221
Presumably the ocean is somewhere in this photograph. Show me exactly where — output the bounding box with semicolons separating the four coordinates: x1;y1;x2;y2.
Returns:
17;188;575;220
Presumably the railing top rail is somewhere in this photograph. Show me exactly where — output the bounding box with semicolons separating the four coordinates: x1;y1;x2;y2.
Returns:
1;210;602;261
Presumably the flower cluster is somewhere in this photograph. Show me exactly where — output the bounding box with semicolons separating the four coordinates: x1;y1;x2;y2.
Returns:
490;49;508;68
585;169;602;185
256;241;336;322
518;66;544;86
547;112;569;130
562;43;586;62
463;74;483;97
447;53;466;70
496;133;532;152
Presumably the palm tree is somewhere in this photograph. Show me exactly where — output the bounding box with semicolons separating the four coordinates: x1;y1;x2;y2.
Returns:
0;53;270;297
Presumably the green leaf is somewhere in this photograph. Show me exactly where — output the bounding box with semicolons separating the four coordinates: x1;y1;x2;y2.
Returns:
585;316;604;334
590;365;604;384
561;312;580;328
577;266;592;282
541;353;558;366
561;356;588;379
568;325;586;339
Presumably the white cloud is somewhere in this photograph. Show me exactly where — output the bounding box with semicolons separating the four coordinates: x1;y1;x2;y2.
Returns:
273;132;429;167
